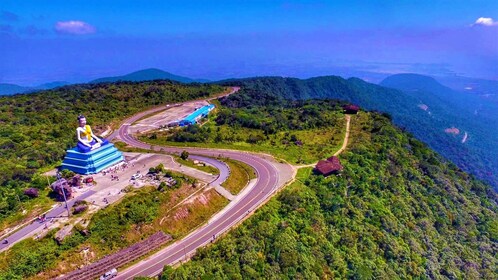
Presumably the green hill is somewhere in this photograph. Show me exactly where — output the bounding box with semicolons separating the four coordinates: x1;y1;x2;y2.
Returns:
380;73;498;122
0;82;70;96
89;68;206;84
163;110;498;279
220;76;498;189
380;73;453;94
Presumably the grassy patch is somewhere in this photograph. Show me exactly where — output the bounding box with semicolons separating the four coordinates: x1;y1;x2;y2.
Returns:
221;159;256;195
113;141;154;153
156;189;228;238
142;127;344;164
296;167;313;182
141;116;346;164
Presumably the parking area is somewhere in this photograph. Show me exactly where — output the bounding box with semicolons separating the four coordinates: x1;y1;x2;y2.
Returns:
128;100;209;135
59;152;216;208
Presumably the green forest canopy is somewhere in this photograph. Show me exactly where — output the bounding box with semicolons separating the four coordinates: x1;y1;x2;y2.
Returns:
162;111;497;280
220;76;498;189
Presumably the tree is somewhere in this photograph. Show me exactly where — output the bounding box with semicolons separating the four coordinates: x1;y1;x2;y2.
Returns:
59;169;75;179
156;163;165;173
180;150;189;160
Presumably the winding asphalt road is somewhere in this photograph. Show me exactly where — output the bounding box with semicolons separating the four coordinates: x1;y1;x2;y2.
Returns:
0;86;294;278
111;89;295;279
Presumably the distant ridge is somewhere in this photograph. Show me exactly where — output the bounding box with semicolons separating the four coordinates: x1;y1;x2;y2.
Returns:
89;68;208;84
0;68;208;96
0;83;31;96
380;73;454;95
0;81;69;96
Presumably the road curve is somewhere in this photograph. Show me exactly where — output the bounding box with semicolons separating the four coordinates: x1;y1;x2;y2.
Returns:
107;86;239;141
113;91;294;279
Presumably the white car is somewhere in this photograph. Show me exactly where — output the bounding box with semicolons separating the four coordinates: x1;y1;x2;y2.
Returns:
131;173;142;180
100;268;117;280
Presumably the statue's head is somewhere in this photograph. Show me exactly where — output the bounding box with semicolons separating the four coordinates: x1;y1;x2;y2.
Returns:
77;115;87;127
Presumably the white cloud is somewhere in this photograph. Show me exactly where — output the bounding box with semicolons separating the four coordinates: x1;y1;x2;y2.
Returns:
55;20;96;35
472;17;497;27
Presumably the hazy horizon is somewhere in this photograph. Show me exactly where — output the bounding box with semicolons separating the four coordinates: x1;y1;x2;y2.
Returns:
1;0;497;86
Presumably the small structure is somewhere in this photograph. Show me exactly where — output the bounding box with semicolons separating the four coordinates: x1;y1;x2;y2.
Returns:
167;121;179;127
315;156;343;176
343;104;360;114
51;178;73;201
55;225;74;244
179;104;215;126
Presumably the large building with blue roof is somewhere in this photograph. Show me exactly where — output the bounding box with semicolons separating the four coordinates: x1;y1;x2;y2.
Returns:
179;104;215;126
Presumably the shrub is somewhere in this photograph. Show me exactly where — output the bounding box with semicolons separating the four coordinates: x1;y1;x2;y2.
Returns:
23;188;39;198
180;150;189;160
73;205;88;215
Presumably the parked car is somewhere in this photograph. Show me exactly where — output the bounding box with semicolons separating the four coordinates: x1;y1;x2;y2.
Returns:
131;173;142;180
100;268;117;280
83;177;94;183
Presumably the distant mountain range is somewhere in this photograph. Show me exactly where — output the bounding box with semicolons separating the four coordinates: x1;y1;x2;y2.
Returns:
2;67;497;98
0;68;209;96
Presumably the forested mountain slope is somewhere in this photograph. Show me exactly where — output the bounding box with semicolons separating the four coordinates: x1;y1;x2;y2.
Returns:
221;77;498;189
163;110;498;279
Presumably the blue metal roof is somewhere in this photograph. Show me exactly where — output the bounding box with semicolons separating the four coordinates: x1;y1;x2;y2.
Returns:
180;104;215;125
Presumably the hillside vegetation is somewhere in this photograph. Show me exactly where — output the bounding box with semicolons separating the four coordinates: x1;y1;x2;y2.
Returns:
219;76;498;189
144;99;347;164
0;81;224;225
162;110;498;279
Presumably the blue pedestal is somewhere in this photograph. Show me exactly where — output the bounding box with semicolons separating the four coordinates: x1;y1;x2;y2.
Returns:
61;143;124;175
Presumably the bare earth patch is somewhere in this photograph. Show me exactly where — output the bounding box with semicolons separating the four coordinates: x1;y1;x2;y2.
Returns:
418;104;429;111
445;127;460;135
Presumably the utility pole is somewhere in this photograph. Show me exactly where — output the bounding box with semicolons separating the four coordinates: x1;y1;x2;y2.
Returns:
57;172;70;218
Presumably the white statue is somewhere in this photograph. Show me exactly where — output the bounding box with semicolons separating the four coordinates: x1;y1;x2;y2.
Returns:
76;115;107;152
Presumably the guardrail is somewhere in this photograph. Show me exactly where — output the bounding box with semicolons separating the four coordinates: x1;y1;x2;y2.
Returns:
58;231;172;280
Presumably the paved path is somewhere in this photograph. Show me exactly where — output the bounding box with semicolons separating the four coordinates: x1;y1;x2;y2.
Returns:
188;155;235;200
214;185;236;201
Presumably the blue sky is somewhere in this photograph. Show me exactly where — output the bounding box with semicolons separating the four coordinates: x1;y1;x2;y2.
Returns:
1;0;497;85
